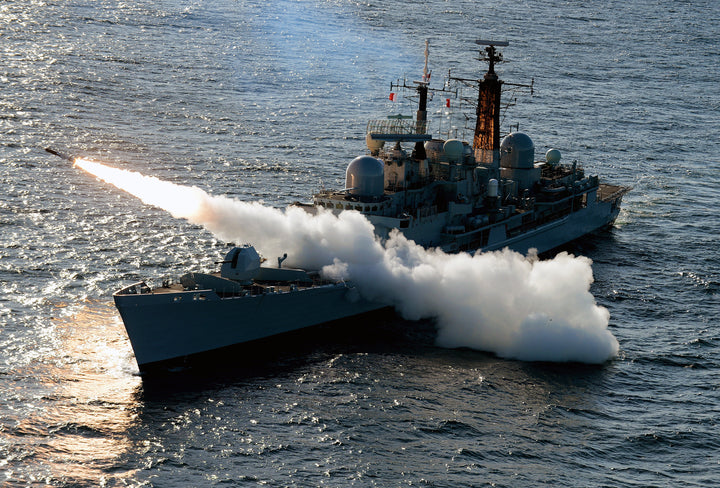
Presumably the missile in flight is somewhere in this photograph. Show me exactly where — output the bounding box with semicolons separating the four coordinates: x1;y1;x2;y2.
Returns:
44;147;75;163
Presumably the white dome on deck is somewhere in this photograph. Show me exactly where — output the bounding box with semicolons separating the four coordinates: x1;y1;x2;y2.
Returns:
366;133;385;154
443;139;464;162
500;132;535;169
346;155;384;197
546;148;562;165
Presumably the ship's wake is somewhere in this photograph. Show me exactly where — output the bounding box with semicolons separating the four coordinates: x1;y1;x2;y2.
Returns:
74;158;619;364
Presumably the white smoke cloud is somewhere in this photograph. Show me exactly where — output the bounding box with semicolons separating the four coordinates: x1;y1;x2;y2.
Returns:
321;232;617;363
75;159;619;364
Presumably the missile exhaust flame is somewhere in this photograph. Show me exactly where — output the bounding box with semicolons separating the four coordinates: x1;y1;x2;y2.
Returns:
66;156;619;364
73;158;209;220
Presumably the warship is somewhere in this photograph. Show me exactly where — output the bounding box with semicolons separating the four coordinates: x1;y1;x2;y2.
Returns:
53;40;629;372
113;245;384;371
307;40;630;254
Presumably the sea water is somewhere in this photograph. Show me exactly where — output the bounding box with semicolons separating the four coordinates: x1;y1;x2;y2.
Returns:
1;0;718;486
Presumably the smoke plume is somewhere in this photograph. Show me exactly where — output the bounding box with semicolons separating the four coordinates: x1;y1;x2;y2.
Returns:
75;158;619;363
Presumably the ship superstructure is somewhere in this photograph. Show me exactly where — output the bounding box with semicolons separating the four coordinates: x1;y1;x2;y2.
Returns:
311;41;629;254
113;245;384;370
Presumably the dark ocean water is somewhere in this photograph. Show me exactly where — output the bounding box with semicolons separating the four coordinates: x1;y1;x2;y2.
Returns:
1;0;719;486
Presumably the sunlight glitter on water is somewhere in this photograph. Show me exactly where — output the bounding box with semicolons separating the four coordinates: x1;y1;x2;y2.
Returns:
2;304;142;486
2;0;719;484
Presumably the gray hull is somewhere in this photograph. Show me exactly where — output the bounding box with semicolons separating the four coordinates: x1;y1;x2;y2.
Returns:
114;282;384;369
365;189;625;256
480;197;622;255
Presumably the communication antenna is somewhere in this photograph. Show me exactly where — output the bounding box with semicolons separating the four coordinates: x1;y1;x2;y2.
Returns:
475;39;509;78
422;39;430;83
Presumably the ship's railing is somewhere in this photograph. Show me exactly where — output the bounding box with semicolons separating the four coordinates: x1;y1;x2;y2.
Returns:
425;160;469;182
114;281;152;295
598;184;631;203
314;189;341;198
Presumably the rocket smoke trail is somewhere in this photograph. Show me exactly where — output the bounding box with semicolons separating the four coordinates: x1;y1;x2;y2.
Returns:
74;158;619;364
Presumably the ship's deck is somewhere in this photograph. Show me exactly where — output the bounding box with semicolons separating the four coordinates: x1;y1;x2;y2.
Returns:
144;273;331;297
598;183;631;202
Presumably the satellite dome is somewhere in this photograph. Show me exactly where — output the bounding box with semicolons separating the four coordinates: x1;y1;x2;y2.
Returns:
443;139;464;162
365;133;385;154
345;155;384;198
424;139;445;160
500;132;535;169
545;148;562;165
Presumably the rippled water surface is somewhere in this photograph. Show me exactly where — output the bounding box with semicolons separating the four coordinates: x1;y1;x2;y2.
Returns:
1;0;719;486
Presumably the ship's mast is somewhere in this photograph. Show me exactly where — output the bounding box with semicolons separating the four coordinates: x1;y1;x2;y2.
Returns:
381;40;455;160
417;39;430;126
413;39;431;160
472;40;508;166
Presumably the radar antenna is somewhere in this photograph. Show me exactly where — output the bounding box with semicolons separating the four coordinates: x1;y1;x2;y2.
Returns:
380;40;452;159
475;40;508;79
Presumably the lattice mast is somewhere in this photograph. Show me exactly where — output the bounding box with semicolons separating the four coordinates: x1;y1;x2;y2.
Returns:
472;40;508;166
